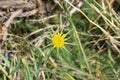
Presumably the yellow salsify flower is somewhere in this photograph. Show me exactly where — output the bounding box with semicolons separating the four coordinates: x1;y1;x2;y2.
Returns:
52;32;67;48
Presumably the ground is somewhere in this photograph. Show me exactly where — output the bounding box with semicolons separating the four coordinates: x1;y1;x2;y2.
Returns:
0;0;120;80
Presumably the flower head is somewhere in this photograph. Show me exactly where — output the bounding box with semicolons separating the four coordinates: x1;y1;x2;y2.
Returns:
52;32;66;48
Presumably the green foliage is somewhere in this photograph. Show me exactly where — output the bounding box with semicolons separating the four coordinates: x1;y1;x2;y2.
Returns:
0;0;120;80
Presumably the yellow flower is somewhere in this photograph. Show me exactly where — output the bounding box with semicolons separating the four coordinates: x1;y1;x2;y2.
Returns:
52;32;66;48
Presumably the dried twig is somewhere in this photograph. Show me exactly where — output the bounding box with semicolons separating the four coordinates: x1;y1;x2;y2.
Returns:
4;9;22;27
24;24;58;39
0;0;36;9
28;14;57;22
0;24;7;55
0;11;5;16
70;0;84;15
17;9;38;17
0;24;7;47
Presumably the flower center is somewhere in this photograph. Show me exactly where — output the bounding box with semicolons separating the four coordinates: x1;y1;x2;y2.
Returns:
52;33;66;48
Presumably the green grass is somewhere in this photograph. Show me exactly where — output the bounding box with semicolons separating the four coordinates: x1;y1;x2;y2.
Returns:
0;0;120;80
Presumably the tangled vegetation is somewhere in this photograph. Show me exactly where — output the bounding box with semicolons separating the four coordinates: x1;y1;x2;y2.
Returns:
0;0;120;80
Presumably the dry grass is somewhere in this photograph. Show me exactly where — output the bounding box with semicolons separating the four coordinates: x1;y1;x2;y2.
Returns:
0;0;120;80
